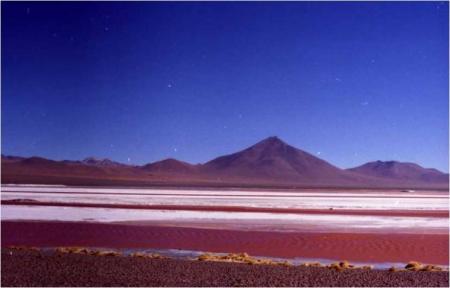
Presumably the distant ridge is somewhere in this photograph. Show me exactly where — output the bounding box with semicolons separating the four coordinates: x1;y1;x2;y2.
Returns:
2;137;448;189
82;157;128;168
347;161;448;184
142;158;198;175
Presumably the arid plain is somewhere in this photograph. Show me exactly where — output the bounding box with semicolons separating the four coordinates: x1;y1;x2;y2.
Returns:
1;137;449;286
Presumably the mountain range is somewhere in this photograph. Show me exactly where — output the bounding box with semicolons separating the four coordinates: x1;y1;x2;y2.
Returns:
1;137;448;189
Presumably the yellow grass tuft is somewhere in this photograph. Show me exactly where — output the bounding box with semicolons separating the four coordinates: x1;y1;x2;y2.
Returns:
389;266;398;272
278;260;293;267
405;261;422;271
303;262;322;267
420;264;443;272
327;262;343;271
55;247;91;254
150;253;166;259
130;252;165;259
130;252;147;258
197;253;212;261
9;246;39;251
90;250;121;257
196;252;291;267
327;260;355;271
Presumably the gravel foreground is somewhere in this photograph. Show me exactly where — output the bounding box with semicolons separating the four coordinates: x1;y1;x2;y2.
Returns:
1;249;448;287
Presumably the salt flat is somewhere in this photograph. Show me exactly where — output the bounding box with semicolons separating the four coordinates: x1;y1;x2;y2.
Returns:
1;184;448;234
1;185;448;210
2;205;448;233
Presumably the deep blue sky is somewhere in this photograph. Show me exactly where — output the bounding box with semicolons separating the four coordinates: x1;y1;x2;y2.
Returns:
2;2;449;171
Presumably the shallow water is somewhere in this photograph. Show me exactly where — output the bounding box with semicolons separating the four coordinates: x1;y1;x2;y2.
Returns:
35;246;449;270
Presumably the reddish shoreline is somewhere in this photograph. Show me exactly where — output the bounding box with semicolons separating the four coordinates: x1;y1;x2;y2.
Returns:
2;220;448;265
2;200;448;218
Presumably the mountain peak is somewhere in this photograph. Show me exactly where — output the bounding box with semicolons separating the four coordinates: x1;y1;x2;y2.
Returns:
253;136;289;149
82;157;124;167
158;158;184;164
260;136;285;144
142;158;196;174
83;157;110;163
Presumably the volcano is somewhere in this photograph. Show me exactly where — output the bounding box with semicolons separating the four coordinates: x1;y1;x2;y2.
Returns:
200;137;367;186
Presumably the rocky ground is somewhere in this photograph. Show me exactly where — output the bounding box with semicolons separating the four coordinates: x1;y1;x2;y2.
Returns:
1;248;448;287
